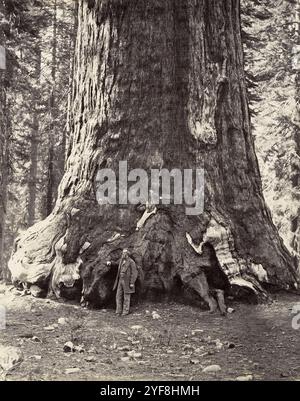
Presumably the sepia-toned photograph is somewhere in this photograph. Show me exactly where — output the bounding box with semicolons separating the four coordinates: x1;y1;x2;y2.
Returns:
0;0;299;386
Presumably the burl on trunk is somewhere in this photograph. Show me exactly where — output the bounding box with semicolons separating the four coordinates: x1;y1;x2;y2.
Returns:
8;0;299;310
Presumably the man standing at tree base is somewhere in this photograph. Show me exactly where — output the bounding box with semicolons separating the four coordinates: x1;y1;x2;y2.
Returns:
113;249;139;316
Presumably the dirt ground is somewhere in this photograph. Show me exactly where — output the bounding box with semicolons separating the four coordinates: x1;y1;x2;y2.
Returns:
0;283;299;381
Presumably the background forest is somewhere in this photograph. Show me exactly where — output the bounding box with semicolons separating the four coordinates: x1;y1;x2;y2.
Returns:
0;0;299;279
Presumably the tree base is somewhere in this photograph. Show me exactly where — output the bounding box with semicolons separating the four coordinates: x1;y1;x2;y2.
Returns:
9;197;298;312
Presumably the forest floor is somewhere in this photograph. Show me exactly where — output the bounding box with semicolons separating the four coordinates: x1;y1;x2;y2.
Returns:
0;283;299;381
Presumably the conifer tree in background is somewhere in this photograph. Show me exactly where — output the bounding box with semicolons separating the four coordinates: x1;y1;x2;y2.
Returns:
242;0;300;267
0;0;75;278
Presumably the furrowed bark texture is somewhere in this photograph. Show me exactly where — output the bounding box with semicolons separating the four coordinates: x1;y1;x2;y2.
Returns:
0;71;7;279
0;1;9;280
291;0;300;260
9;0;299;308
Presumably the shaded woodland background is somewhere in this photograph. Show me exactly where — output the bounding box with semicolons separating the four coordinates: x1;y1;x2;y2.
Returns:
0;0;299;279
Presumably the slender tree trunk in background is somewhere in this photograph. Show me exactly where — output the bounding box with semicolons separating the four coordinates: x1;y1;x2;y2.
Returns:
46;0;57;217
9;1;299;306
45;137;54;216
28;115;39;226
28;48;41;227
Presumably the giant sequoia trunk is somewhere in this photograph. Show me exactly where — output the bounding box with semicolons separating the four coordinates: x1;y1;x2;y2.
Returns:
0;2;8;280
8;0;299;309
0;66;6;279
291;0;300;258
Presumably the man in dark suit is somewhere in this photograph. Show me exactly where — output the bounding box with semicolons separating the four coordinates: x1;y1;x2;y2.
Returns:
113;249;139;316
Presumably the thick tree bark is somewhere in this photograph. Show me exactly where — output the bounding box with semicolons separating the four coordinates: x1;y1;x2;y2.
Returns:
9;0;300;309
0;1;9;280
66;0;78;162
0;71;7;280
0;78;5;279
291;0;300;258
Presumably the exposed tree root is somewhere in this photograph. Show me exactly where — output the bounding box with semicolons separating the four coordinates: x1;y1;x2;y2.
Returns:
8;201;297;313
